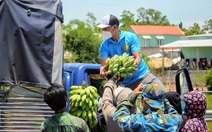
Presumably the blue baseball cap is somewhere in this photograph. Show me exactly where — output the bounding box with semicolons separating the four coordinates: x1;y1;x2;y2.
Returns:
142;84;164;108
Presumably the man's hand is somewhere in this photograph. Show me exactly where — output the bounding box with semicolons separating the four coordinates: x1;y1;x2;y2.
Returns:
133;83;143;95
100;65;108;80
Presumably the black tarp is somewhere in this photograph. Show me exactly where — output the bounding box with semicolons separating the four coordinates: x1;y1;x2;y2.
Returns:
0;0;64;88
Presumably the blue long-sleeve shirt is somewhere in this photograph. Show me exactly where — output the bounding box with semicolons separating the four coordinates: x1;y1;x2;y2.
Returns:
113;92;183;132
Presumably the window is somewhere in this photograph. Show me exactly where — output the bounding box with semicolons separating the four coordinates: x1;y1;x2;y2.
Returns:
143;39;150;46
143;36;151;46
156;36;164;46
157;39;163;46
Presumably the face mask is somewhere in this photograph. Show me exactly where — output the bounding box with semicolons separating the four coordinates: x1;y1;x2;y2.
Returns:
101;26;114;41
102;31;112;41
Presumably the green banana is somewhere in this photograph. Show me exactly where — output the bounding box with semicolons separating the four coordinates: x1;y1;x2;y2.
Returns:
86;97;90;104
120;73;127;78
105;58;110;67
81;103;87;110
81;94;87;102
88;86;97;92
79;101;83;106
70;90;77;96
84;116;88;122
72;94;79;101
75;101;80;107
126;66;135;72
93;117;98;127
106;70;112;74
88;87;96;95
88;100;93;108
82;110;87;119
70;106;78;112
72;110;78;116
89;92;94;99
113;63;119;69
85;88;90;96
86;106;90;111
126;72;133;77
93;99;98;107
76;110;83;117
119;67;126;72
124;61;134;68
122;56;130;65
112;68;118;74
80;89;86;96
70;101;75;107
87;110;92;120
77;95;81;102
70;86;81;91
92;111;97;119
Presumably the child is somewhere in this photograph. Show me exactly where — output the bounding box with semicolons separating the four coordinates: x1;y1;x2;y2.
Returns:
41;83;90;132
180;91;208;132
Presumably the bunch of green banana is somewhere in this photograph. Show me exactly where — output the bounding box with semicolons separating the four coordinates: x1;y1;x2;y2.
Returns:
105;53;136;79
69;81;99;129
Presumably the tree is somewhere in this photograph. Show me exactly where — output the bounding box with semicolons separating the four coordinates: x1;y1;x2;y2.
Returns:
136;7;170;26
86;12;96;30
184;23;205;35
203;19;212;33
62;19;101;63
119;10;135;30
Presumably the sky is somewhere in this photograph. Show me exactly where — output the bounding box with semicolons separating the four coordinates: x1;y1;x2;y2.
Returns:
61;0;212;29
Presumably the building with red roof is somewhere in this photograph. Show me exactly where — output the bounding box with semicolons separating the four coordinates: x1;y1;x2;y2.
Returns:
127;25;184;56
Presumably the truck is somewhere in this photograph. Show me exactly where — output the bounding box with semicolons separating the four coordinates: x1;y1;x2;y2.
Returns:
0;63;106;131
0;0;107;131
1;62;196;131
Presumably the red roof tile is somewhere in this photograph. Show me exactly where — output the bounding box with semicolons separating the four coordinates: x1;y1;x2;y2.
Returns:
129;25;184;36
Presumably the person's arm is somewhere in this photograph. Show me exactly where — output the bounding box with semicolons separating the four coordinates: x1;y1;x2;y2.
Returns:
113;92;142;131
101;77;121;131
101;78;117;116
132;52;141;67
99;42;109;80
101;87;117;124
130;33;141;67
113;84;143;131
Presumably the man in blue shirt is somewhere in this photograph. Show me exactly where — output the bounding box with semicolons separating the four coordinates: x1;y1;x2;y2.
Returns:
97;14;167;92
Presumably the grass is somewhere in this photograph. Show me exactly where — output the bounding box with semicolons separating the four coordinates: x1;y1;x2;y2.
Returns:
205;93;212;110
207;122;212;132
205;93;212;131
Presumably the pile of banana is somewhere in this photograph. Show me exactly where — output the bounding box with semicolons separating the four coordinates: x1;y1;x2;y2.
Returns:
105;53;136;79
69;81;99;129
